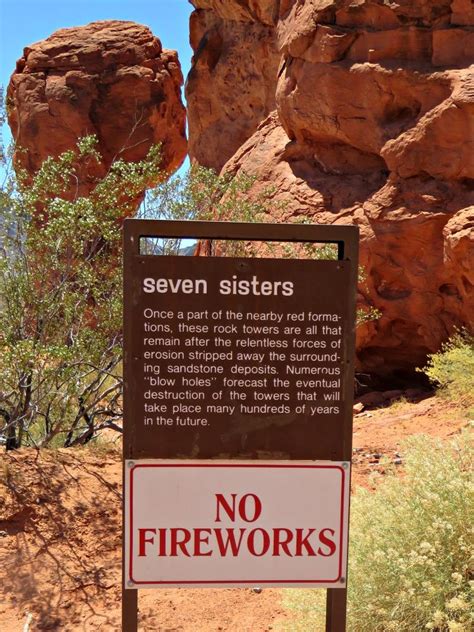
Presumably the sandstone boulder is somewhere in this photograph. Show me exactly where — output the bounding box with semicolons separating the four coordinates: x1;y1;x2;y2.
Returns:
335;0;452;27
443;207;474;296
277;61;453;161
451;0;474;25
7;20;187;196
382;72;474;180
189;0;280;26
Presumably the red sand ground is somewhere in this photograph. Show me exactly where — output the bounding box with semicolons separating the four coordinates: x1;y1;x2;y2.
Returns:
0;395;469;631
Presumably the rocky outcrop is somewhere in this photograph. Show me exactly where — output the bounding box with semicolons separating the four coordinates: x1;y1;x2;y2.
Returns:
186;1;281;170
223;111;473;375
7;20;187;196
381;73;474;180
187;0;474;376
189;1;282;25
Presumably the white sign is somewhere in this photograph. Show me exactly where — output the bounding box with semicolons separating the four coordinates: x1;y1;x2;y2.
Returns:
124;460;350;588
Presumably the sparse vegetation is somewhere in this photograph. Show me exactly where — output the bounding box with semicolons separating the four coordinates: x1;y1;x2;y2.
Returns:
0;131;162;449
282;433;474;632
1;120;380;449
387;395;409;411
419;331;474;409
140;166;340;259
0;127;308;448
140;166;278;257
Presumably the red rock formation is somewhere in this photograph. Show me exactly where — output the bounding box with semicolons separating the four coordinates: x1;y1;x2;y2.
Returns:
187;1;281;171
7;20;187;196
189;1;281;25
186;0;474;376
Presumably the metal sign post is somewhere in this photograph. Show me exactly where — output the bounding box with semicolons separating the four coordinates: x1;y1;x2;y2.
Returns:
123;220;358;631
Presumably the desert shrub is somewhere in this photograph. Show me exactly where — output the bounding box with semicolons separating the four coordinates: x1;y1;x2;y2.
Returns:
0;126;304;448
420;332;474;408
282;432;474;631
141;166;275;256
0;134;162;448
0;126;298;448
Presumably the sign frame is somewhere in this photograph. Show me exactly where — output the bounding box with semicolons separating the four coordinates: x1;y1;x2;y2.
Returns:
122;219;359;632
125;459;350;588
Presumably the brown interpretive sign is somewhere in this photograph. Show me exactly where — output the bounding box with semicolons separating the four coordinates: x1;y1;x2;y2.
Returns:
122;220;359;632
127;255;350;460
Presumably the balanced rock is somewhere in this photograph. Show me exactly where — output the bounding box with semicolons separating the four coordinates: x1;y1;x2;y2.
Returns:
7;20;187;196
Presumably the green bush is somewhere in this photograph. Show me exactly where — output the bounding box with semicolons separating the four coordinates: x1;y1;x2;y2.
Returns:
282;433;474;631
420;332;474;407
0;135;160;448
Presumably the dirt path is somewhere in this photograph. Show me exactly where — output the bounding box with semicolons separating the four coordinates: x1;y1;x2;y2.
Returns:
0;395;469;631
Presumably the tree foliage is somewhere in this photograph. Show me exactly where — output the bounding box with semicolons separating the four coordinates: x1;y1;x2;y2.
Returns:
0;133;310;448
0;134;161;448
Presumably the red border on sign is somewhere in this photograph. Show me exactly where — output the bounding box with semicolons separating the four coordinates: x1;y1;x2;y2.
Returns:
128;463;346;585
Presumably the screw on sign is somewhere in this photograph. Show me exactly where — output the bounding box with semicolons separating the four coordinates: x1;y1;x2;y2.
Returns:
122;220;358;632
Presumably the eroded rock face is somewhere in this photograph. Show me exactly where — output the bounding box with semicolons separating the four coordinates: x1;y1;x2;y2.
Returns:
186;2;280;170
7;20;187;195
224;113;473;374
189;0;281;25
187;0;474;375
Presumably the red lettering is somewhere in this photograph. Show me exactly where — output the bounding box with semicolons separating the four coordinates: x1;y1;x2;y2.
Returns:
295;528;317;556
238;494;262;523
138;528;156;557
170;528;192;557
247;528;271;557
272;528;294;556
318;528;336;556
215;493;262;523
158;527;167;556
193;528;212;556
214;528;245;556
215;493;237;522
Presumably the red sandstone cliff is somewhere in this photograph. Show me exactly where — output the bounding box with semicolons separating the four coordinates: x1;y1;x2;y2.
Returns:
187;0;474;375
